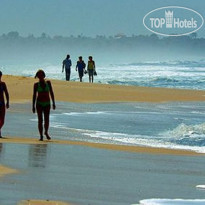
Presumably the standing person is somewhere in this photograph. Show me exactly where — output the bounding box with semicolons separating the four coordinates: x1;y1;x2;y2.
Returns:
32;70;56;141
0;71;9;138
62;54;72;81
76;56;86;82
87;56;96;83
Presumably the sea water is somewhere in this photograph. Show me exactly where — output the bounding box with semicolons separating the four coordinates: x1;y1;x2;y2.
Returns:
34;101;205;154
134;199;205;205
5;101;204;154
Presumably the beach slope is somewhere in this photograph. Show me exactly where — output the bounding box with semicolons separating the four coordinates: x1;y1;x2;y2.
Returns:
4;75;205;103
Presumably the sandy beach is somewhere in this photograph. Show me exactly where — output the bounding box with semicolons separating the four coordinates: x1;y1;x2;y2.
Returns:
18;200;72;205
0;75;205;205
5;75;205;104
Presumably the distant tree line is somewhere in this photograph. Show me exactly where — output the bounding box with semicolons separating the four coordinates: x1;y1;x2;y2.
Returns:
0;31;204;64
0;31;203;44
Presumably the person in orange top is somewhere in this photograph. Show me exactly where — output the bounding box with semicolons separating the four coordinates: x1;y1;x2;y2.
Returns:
87;56;96;83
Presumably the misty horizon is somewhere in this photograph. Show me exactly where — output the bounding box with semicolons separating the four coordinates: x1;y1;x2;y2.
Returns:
0;30;204;67
0;0;204;38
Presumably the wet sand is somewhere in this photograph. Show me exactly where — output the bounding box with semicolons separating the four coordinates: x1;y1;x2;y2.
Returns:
0;165;18;178
0;142;205;205
0;137;202;156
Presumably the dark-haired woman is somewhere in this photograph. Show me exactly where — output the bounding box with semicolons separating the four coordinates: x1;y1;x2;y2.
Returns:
32;70;56;141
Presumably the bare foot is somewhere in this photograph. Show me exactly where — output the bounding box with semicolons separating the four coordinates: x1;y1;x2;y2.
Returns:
45;133;51;140
39;136;43;141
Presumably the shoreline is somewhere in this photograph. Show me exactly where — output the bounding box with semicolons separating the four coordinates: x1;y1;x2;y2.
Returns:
0;136;202;156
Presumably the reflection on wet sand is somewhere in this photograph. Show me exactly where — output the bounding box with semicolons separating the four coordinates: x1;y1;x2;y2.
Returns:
0;143;3;159
28;144;48;168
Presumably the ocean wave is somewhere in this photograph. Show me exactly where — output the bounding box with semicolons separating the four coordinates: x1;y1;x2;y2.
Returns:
82;129;205;153
122;59;205;68
107;80;140;86
46;102;205;153
134;198;205;205
63;111;110;116
196;185;205;190
105;75;205;89
4;59;205;90
161;123;205;147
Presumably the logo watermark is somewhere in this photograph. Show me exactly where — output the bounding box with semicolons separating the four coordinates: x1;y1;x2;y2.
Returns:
143;6;204;36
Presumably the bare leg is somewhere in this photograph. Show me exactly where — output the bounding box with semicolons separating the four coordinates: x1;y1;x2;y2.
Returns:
90;73;94;83
44;105;51;140
66;69;70;81
0;106;6;138
36;105;43;140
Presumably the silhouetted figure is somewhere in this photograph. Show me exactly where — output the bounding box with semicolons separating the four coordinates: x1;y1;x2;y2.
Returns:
62;54;72;81
0;71;9;138
32;70;56;141
76;56;86;82
87;56;96;83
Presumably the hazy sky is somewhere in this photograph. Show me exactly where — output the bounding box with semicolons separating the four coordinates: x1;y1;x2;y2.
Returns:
0;0;204;37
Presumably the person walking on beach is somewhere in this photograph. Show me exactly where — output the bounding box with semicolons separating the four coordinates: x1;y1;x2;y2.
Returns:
76;56;86;82
87;56;96;83
62;54;72;81
0;71;9;138
32;70;56;141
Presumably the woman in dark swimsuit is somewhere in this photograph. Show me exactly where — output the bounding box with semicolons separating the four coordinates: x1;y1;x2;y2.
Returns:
32;70;56;141
0;71;9;138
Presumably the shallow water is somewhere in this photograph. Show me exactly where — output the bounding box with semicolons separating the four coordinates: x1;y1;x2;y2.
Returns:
0;143;205;205
43;102;205;153
4;102;205;153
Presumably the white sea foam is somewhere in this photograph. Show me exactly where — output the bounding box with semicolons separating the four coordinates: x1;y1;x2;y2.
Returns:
133;198;205;205
40;108;205;153
82;129;205;153
196;185;205;189
164;123;205;137
63;111;109;116
49;120;205;153
39;100;205;154
63;112;83;116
